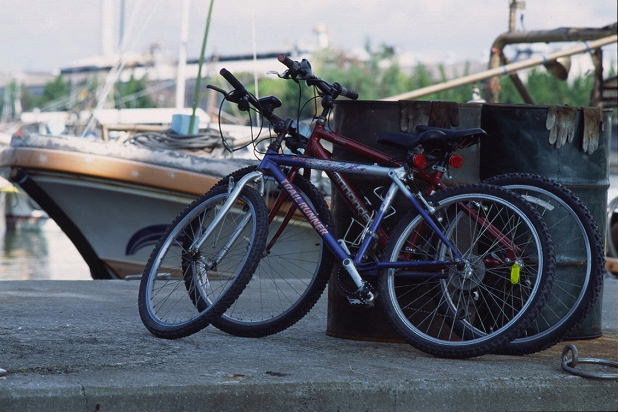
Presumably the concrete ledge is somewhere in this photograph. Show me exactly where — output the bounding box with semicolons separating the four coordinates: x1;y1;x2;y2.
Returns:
0;279;616;412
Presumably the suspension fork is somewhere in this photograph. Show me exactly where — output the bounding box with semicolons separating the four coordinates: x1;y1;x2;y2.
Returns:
189;170;263;253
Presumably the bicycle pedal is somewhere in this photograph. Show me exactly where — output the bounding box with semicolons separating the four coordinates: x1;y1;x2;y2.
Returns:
345;296;375;307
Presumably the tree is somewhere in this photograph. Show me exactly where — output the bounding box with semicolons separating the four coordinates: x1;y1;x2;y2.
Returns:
498;68;597;106
39;75;71;109
115;75;155;109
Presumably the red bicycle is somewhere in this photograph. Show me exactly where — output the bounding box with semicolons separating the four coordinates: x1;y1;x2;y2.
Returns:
209;56;601;356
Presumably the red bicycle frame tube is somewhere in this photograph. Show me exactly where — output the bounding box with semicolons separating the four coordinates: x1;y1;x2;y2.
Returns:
264;122;519;258
302;123;519;257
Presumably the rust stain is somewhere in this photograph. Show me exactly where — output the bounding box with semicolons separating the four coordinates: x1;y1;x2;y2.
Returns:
9;147;217;196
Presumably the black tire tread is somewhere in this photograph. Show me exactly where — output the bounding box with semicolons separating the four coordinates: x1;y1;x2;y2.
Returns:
208;166;334;337
138;185;269;339
378;183;556;358
484;172;605;355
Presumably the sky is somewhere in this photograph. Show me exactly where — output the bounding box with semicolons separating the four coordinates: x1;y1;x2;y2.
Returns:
0;0;616;73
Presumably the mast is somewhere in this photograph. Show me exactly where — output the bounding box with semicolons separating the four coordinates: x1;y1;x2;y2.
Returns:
101;0;115;56
175;0;190;109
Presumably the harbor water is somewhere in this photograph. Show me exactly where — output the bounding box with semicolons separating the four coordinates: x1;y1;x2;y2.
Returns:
0;220;90;280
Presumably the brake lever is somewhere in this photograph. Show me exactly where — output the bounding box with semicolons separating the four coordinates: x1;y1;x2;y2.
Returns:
267;70;288;79
207;84;229;95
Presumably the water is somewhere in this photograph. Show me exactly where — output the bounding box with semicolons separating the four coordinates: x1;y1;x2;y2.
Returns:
0;220;90;280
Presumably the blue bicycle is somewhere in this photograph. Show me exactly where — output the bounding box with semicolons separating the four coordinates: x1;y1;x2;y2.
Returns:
138;66;556;358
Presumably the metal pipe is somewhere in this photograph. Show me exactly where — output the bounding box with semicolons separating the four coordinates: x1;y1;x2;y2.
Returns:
490;24;617;52
502;55;535;104
382;34;617;102
487;23;617;102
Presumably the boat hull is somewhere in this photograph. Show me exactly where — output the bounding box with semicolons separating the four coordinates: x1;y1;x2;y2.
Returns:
0;134;256;278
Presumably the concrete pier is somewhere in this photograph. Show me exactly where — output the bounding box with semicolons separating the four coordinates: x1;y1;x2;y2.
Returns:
1;276;616;412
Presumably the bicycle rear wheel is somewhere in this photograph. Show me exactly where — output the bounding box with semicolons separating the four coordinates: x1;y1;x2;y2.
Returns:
485;173;605;355
138;185;268;339
207;166;334;337
378;184;555;358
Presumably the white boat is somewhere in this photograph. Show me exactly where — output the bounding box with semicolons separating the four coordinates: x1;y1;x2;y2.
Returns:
0;132;256;278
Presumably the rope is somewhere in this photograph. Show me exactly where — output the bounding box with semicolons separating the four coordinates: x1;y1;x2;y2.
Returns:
124;128;227;152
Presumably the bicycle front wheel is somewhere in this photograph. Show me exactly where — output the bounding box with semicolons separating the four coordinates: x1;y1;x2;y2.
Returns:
485;173;605;355
138;185;268;339
378;184;555;358
208;166;334;337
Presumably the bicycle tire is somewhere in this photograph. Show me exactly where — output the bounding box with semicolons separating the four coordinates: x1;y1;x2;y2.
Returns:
378;184;555;358
607;196;618;258
484;173;605;355
138;185;268;339
205;166;334;337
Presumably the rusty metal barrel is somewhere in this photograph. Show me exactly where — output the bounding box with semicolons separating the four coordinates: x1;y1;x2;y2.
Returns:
328;100;482;341
480;104;611;339
329;100;609;341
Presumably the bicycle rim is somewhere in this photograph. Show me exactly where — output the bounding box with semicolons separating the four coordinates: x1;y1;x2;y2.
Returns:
211;167;332;336
383;189;547;352
500;184;595;344
140;188;263;335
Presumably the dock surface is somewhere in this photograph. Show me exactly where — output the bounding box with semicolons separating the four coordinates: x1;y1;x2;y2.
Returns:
1;277;616;412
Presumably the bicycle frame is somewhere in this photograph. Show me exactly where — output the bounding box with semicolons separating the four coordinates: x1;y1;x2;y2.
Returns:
193;109;518;290
305;123;444;226
257;152;464;287
299;123;519;258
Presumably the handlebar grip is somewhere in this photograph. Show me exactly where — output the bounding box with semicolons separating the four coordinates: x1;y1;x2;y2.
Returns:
341;87;359;100
333;82;359;100
277;54;296;69
207;84;228;95
219;68;246;93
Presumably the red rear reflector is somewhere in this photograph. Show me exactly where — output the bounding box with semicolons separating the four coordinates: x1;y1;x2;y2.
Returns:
412;154;428;169
449;155;464;168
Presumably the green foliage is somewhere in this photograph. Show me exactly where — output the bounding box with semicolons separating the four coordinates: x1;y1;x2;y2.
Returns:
16;50;606;125
1;81;40;117
19;85;37;111
115;75;155;109
41;75;71;105
499;68;597;106
218;48;602;125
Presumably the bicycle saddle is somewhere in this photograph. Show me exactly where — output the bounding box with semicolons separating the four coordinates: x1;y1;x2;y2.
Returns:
377;126;486;151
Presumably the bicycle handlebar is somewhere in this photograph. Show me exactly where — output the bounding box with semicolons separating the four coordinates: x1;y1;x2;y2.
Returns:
277;54;301;73
219;68;246;93
333;82;359;100
213;57;357;138
277;54;358;100
218;68;261;108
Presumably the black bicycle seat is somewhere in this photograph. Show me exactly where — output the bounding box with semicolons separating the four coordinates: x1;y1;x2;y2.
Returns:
377;126;486;151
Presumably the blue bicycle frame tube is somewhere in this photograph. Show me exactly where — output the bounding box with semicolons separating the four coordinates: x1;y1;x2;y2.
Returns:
260;156;349;262
258;153;464;277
